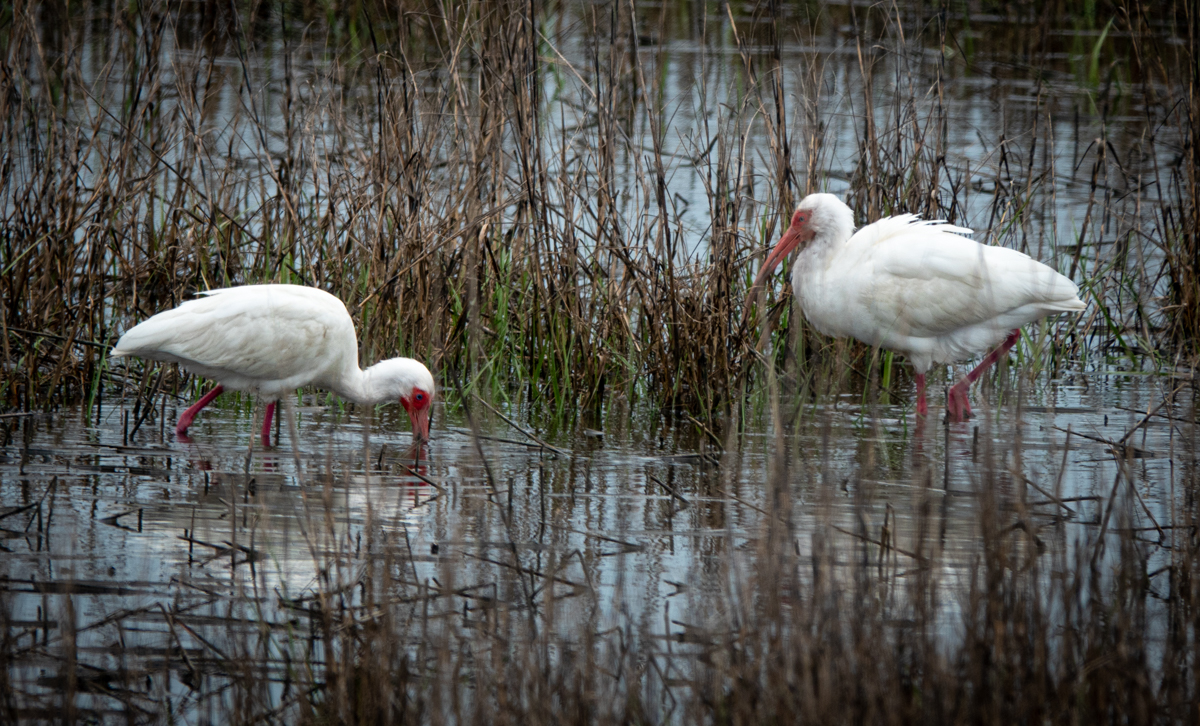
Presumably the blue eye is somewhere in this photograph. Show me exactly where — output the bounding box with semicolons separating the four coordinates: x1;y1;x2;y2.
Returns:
415;393;425;402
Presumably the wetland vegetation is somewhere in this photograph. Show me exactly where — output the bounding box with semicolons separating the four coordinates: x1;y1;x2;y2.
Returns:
1;0;1198;722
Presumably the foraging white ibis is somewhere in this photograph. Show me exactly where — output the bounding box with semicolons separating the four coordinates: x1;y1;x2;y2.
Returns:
112;284;435;443
747;194;1086;420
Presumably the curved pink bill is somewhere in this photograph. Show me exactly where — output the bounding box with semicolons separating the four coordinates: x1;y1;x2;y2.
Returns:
407;405;431;442
742;226;803;323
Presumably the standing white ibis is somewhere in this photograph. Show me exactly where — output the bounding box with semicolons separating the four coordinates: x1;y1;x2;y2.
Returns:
112;284;435;444
746;194;1086;421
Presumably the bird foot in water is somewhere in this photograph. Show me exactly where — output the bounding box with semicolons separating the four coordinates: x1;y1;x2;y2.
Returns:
945;384;973;422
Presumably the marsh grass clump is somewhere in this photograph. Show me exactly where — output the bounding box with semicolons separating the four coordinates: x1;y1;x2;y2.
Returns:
1;0;764;426
1;0;1193;434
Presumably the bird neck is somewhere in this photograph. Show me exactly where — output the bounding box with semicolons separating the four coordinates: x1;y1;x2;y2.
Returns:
331;366;380;405
796;232;836;269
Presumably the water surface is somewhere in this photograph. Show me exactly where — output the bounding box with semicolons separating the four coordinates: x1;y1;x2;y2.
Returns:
2;368;1193;718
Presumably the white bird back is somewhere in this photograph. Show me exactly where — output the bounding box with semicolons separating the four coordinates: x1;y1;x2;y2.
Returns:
791;198;1085;372
112;285;360;398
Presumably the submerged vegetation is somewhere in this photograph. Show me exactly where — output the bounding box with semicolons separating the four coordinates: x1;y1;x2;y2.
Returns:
1;0;1198;723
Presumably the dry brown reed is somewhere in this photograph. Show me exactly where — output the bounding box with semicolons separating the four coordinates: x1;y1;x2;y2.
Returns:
1;0;763;426
1;0;1195;429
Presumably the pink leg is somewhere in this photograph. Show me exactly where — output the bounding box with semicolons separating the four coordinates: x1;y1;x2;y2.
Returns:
176;385;224;436
946;329;1021;422
915;373;928;417
261;401;276;447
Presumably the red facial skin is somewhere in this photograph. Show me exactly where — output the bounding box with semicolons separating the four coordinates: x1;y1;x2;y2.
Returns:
401;387;433;441
752;208;816;291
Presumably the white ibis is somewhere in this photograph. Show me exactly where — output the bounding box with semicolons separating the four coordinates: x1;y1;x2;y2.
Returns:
112;284;435;443
747;194;1086;420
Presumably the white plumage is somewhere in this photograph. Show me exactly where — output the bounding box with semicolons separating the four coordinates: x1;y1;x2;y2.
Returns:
748;193;1086;420
112;284;435;443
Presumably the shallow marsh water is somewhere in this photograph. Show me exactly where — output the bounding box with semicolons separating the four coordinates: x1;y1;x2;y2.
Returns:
2;367;1194;719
